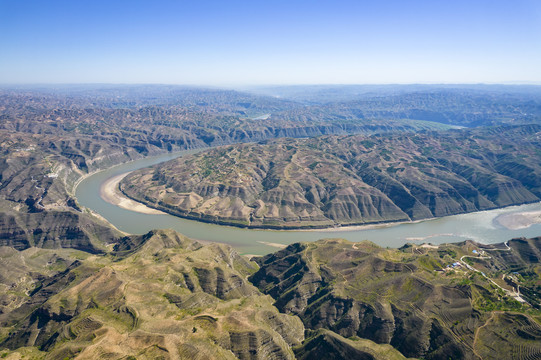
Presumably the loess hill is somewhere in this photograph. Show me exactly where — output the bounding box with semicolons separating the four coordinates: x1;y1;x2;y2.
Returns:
1;229;540;359
121;124;541;229
0;229;304;359
251;236;541;360
0;85;443;253
0;85;458;251
1;84;539;246
2;85;541;359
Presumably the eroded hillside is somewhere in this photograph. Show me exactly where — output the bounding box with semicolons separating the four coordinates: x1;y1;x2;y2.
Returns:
0;230;304;359
0;130;146;252
0;85;457;251
121;124;541;229
251;237;541;359
1;230;539;359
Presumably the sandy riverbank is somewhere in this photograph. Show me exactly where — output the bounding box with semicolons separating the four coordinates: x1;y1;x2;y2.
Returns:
100;173;166;215
494;210;541;230
257;241;288;249
299;219;428;233
99;169;541;234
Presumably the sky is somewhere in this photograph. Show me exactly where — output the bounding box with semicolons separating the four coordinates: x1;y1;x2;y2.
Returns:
1;0;541;85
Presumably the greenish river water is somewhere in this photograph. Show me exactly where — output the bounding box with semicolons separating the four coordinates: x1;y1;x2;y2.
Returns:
75;150;541;255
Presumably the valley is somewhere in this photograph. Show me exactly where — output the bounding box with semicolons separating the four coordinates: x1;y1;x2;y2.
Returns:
1;84;541;359
74;146;541;254
4;0;541;356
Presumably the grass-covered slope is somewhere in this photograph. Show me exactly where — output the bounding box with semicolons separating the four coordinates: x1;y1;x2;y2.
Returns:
122;124;541;229
1;230;539;359
250;237;541;360
0;229;304;359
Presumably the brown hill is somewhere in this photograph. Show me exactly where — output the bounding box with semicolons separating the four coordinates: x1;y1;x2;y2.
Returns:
121;124;541;229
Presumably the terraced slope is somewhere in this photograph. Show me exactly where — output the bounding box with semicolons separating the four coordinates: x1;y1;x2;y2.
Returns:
0;229;304;359
122;124;541;229
1;230;539;359
250;237;541;359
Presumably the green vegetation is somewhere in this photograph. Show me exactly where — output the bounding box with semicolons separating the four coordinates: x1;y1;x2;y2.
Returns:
438;248;457;259
418;255;443;271
360;139;375;149
0;230;304;359
0;230;540;359
250;237;541;359
1;85;541;359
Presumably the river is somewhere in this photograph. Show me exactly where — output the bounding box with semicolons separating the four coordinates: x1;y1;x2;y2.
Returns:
75;150;541;255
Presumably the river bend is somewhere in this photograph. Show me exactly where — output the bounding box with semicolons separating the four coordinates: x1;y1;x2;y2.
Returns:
75;150;541;255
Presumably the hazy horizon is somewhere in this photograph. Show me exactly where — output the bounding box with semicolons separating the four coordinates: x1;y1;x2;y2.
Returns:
2;0;540;85
2;82;541;89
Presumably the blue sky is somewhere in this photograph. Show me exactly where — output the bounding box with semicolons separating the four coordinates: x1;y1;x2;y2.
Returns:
1;0;540;85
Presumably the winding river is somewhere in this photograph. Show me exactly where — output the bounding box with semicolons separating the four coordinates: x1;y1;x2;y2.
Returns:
75;150;541;255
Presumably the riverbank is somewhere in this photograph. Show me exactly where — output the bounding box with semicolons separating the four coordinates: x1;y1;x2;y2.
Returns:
102;168;541;235
100;173;166;215
76;147;541;255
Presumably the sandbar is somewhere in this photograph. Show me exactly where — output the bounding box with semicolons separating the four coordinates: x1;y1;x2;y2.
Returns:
494;210;541;230
257;241;288;249
100;173;166;215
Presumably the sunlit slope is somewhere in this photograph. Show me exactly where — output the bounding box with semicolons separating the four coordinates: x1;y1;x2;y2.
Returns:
1;230;539;359
0;229;304;359
251;237;541;359
122;124;541;229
